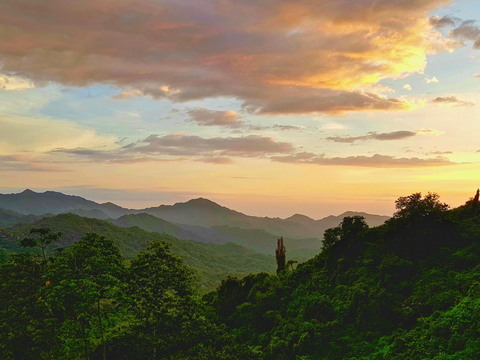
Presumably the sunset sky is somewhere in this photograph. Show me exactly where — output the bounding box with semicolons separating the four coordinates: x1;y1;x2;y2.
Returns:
1;0;480;218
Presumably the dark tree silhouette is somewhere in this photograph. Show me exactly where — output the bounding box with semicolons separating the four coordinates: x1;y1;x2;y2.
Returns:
275;237;286;273
20;227;62;261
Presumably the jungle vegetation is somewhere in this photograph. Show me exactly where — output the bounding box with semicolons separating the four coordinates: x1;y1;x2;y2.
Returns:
2;191;480;359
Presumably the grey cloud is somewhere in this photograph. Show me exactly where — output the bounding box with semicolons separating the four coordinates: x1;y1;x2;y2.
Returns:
272;125;304;131
51;134;294;164
133;134;294;157
426;151;452;155
449;20;480;41
430;96;475;106
244;89;410;115
271;153;455;168
52;148;124;162
197;157;235;165
245;125;269;131
327;130;417;143
51;147;188;164
430;15;457;29
0;155;67;172
474;37;480;49
187;108;244;128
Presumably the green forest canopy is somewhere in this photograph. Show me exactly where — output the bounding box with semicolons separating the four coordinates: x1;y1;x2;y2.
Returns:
2;191;480;359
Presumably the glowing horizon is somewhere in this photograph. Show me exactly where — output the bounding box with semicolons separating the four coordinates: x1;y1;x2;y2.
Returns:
1;0;479;218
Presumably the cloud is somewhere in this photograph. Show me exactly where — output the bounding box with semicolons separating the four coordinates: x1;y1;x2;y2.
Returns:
112;89;143;100
430;15;457;29
475;74;480;78
0;0;459;115
474;38;480;49
426;151;452;155
197;157;235;165
327;130;418;144
271;153;455;168
403;84;412;90
416;128;445;135
449;20;480;41
271;125;304;131
321;123;347;130
0;74;34;91
187;108;244;128
54;133;295;164
0;154;67;172
0;114;117;153
131;134;294;157
425;76;439;83
430;96;475;106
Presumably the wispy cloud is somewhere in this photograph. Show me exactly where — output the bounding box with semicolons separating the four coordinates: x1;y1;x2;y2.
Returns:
187;108;244;128
0;74;35;91
327;131;416;144
326;129;442;144
131;134;294;157
425;77;439;83
271;153;455;168
429;15;458;29
0;155;68;172
53;133;294;163
425;151;452;155
430;96;475;106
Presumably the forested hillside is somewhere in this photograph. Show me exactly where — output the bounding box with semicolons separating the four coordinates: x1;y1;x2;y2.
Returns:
0;214;276;291
206;192;480;359
2;191;480;359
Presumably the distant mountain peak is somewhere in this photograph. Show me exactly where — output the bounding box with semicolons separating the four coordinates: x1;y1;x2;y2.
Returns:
287;213;315;221
185;198;221;207
21;189;36;194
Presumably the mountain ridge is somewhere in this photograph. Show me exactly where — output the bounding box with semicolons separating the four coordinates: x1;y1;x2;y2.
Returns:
0;190;390;238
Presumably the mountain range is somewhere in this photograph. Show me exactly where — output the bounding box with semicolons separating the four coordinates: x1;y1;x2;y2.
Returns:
0;189;390;240
0;189;390;291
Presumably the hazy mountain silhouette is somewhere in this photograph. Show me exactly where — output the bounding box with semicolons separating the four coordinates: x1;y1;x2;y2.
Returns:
0;190;390;239
105;213;320;255
0;189;130;217
64;208;110;220
0;208;47;228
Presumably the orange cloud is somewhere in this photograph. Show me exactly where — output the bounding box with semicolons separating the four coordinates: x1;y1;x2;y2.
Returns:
0;0;459;114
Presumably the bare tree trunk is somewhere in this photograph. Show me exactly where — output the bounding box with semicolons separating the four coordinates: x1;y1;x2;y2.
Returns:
97;300;106;360
81;318;89;360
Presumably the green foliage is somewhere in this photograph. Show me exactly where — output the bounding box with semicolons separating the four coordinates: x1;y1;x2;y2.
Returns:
0;231;253;359
21;227;63;260
205;192;480;359
0;214;276;291
0;246;9;264
393;192;449;220
5;191;480;359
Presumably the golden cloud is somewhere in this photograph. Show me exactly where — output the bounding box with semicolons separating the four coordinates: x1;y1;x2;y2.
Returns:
0;0;459;114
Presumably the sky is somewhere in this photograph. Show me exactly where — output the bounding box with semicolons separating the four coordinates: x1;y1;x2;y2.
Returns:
0;0;480;218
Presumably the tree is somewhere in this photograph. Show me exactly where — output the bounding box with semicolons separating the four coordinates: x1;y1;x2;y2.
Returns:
126;241;195;359
45;233;126;360
20;227;63;261
0;253;58;359
275;237;286;273
322;216;368;251
393;192;449;220
340;216;368;239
